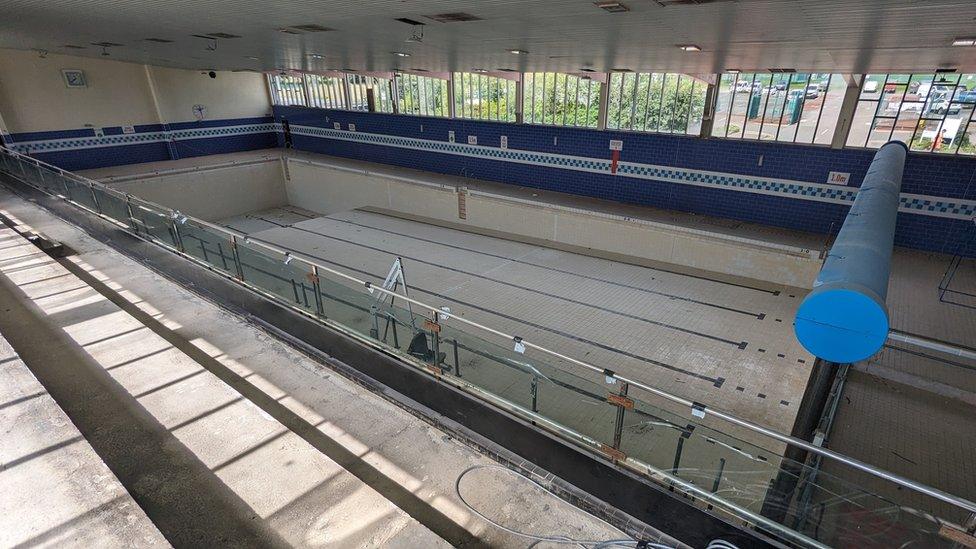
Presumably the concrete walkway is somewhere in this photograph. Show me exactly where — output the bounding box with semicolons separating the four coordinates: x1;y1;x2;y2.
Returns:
0;187;648;547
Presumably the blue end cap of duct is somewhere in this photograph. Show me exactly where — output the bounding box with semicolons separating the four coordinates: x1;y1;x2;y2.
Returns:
794;283;889;363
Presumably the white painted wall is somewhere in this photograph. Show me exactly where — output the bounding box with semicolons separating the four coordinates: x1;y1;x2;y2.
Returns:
0;48;272;134
109;160;287;221
148;66;271;124
284;157;823;288
0;49;158;133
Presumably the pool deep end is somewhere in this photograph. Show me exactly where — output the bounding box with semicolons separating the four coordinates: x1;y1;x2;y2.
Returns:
795;141;907;363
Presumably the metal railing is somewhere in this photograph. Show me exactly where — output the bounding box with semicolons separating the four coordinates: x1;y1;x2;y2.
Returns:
2;145;974;548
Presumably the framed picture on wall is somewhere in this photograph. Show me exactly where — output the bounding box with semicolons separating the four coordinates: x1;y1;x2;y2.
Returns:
61;69;87;88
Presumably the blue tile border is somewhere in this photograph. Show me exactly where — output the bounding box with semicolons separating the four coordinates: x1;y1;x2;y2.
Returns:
8;120;277;154
288;124;976;221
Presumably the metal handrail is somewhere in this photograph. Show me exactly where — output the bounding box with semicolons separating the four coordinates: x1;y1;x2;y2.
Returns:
3;144;975;518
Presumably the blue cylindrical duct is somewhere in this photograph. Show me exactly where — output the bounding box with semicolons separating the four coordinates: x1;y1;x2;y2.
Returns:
794;141;907;363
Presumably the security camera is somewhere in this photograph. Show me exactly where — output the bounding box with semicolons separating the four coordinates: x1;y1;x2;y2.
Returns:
208;71;217;79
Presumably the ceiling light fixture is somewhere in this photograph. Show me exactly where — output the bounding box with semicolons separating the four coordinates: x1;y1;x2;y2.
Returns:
726;68;740;74
952;37;976;46
307;53;325;59
472;68;489;73
392;51;411;57
594;1;630;13
244;55;259;60
508;49;529;55
677;44;701;52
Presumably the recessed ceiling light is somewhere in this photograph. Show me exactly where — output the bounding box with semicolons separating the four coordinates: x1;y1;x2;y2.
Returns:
677;44;701;52
307;53;325;59
392;51;411;57
952;37;976;46
726;68;740;74
472;68;489;73
244;55;259;60
508;49;529;55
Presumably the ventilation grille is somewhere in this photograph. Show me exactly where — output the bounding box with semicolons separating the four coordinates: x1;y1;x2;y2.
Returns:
91;41;123;47
426;12;481;23
288;24;334;32
768;67;797;73
206;32;241;39
654;0;735;5
594;2;630;13
144;38;174;43
62;44;86;49
395;17;426;26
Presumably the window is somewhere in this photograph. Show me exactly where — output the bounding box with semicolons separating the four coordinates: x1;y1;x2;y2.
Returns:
606;72;707;134
453;73;518;122
523;73;601;127
395;73;449;117
347;75;395;113
712;73;844;145
847;73;976;154
304;74;346;109
268;73;306;106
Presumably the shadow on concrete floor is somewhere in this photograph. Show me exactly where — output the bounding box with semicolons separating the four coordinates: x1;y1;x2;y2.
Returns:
0;251;482;547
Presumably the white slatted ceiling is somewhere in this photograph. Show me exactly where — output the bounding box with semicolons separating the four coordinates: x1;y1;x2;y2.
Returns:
1;0;975;73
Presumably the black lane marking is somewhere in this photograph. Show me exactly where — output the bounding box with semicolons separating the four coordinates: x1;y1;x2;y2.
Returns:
255;217;747;349
226;227;725;387
882;344;976;372
322;215;770;316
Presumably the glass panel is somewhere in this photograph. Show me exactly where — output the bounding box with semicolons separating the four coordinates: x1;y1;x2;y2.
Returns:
62;176;98;210
179;220;238;277
236;240;317;315
92;186;132;228
130;200;179;248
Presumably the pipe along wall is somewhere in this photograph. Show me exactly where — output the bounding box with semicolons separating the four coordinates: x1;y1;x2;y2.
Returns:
794;141;907;363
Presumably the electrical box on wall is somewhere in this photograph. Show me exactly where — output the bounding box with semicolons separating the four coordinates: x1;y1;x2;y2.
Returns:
609;139;623;151
467;135;477;145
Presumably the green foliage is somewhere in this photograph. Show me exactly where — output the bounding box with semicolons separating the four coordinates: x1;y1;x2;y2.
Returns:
606;73;707;133
523;73;601;127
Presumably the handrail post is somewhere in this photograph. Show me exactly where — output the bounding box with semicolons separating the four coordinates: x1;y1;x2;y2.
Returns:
611;381;630;449
230;235;245;280
88;181;102;214
310;266;324;316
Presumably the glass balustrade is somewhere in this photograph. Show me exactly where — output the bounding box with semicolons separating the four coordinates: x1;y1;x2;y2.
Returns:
0;146;972;549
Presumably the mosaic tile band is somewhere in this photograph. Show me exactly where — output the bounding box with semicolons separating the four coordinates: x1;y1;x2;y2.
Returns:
7;123;278;153
290;124;976;221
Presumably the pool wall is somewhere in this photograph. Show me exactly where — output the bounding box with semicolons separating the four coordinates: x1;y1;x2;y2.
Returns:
274;106;976;257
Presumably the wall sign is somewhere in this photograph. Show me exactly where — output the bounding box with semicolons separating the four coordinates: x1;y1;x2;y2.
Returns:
467;135;477;145
827;171;851;186
500;135;508;149
61;69;87;88
609;139;623;151
192;104;208;121
122;125;135;134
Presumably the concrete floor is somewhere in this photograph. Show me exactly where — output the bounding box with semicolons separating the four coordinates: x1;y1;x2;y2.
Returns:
0;188;650;548
817;248;976;525
0;329;168;547
220;206;814;441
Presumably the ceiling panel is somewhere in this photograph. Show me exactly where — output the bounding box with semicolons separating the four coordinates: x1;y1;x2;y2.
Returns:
2;0;976;74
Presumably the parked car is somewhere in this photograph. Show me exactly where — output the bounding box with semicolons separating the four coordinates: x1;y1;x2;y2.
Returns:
774;82;788;91
804;84;820;99
929;98;962;115
955;90;976;103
